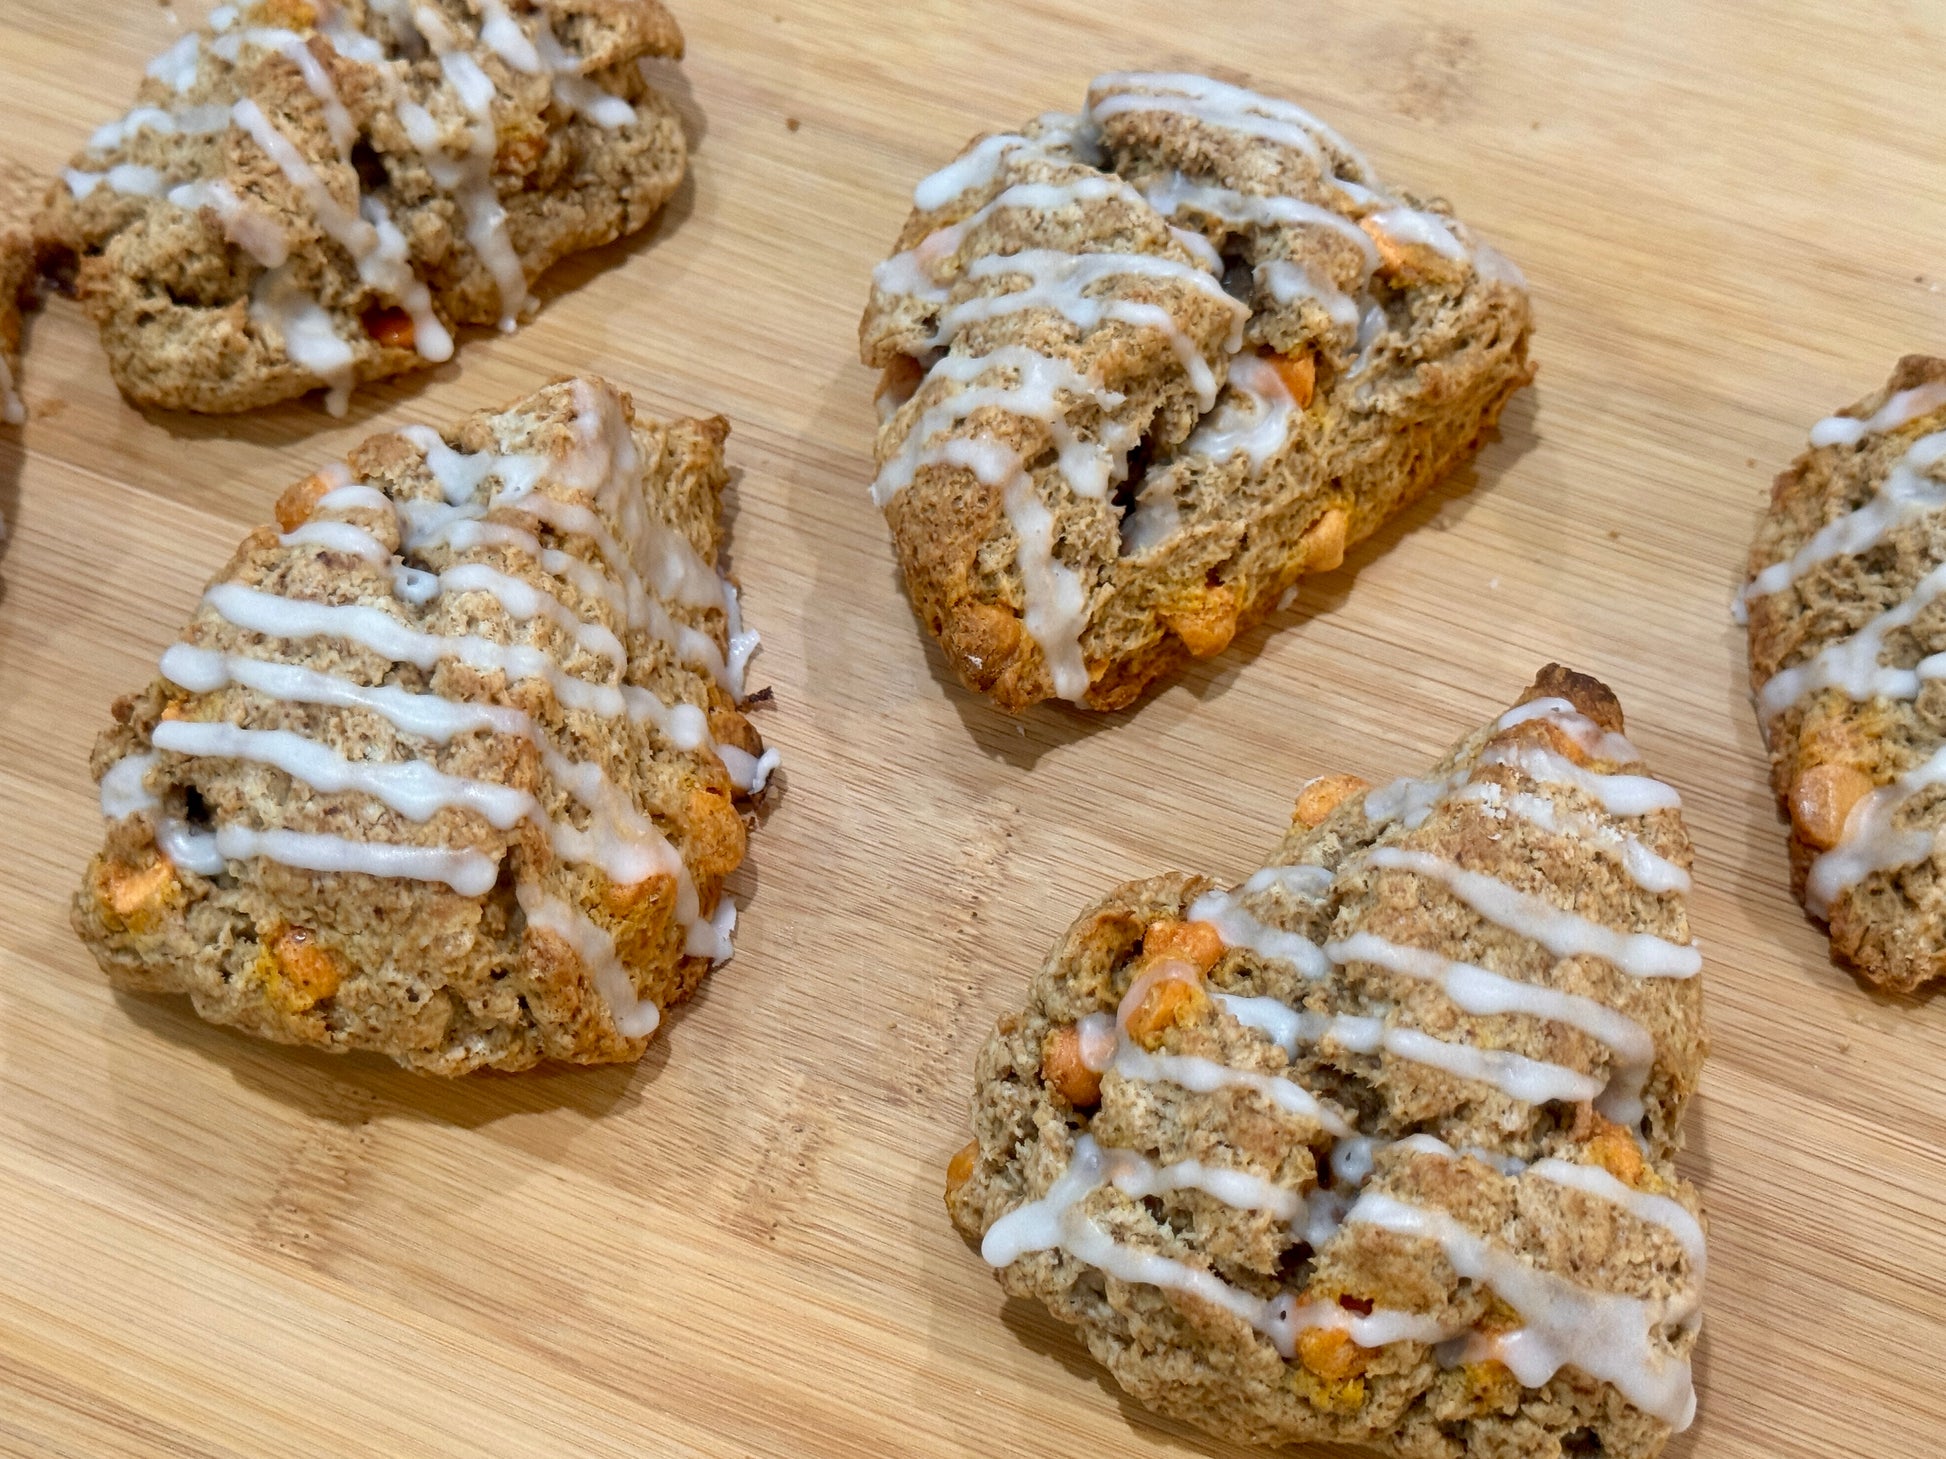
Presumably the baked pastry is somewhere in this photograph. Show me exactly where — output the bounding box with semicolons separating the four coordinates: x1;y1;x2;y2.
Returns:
0;164;35;425
948;666;1705;1456
1742;355;1946;990
36;0;687;415
861;72;1534;712
74;375;777;1074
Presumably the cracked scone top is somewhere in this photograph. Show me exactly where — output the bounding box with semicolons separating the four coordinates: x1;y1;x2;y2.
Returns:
1741;355;1946;990
947;667;1706;1457
74;376;777;1074
36;0;688;415
861;73;1534;712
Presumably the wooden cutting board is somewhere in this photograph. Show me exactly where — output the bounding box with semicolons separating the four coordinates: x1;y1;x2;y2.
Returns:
3;2;1943;1455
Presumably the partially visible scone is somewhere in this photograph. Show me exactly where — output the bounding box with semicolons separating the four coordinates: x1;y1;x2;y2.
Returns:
949;666;1706;1456
37;0;688;415
0;163;35;425
862;73;1534;712
74;375;778;1074
1742;356;1946;990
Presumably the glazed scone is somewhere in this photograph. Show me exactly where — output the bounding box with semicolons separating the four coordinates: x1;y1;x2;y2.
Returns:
948;667;1706;1456
1742;356;1946;990
36;0;688;415
74;376;778;1074
862;73;1534;712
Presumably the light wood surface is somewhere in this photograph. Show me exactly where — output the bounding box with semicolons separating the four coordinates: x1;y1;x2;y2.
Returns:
3;2;1945;1455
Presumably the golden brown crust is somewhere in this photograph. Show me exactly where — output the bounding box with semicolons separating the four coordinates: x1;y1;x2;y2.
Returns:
72;375;770;1074
861;76;1534;713
950;669;1704;1455
1744;357;1946;990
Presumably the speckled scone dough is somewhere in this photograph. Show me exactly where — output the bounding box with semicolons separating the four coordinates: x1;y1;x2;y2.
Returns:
861;73;1535;712
74;376;777;1074
36;0;687;415
1743;356;1946;991
948;667;1706;1457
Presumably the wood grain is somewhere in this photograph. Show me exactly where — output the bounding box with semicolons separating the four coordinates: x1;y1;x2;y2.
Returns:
2;2;1945;1455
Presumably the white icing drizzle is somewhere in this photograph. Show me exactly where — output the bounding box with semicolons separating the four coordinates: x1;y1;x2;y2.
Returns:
167;180;290;267
1455;781;1691;896
1808;381;1946;449
99;750;162;817
1186;865;1334;978
215;821;500;893
1757;560;1946;719
1347;1188;1697;1428
931;436;1092;701
1803;744;1946;917
1736;429;1946;621
935;249;1242;411
98;390;767;1037
146;33;202;92
249;266;357;415
1527;1157;1707;1278
1089;72;1371;181
873;175;1153;302
871;347;1133;508
1180;353;1295;473
1217;990;1602;1107
1324;931;1658;1128
407;4;528;329
907;113;1097;212
1493;698;1642;763
1144;174;1378;267
1367;848;1701;980
1365;206;1467;260
1255;258;1362;334
1476;741;1682;817
515;882;662;1037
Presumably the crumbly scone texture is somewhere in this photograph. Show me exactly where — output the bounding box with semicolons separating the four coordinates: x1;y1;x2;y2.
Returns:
861;74;1534;712
949;667;1706;1457
73;376;769;1074
1745;355;1946;991
36;0;687;414
0;161;37;424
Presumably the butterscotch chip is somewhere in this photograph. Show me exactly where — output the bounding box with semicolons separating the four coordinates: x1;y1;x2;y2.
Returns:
1293;773;1371;828
1040;1025;1103;1109
1743;355;1946;989
946;1139;980;1203
72;377;773;1075
947;667;1707;1456
35;0;689;415
1142;918;1224;972
861;71;1533;712
1788;762;1874;852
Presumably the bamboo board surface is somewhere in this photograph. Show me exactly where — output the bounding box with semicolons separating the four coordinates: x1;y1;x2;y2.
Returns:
3;2;1945;1455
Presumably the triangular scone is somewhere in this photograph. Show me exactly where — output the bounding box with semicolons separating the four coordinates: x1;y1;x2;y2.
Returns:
74;376;776;1075
861;73;1534;712
35;0;687;415
948;667;1706;1457
1742;355;1946;990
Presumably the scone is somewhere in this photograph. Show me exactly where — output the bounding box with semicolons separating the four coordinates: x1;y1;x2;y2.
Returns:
1;164;35;425
861;73;1535;712
1741;355;1946;990
74;376;777;1074
948;666;1705;1456
36;0;688;415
